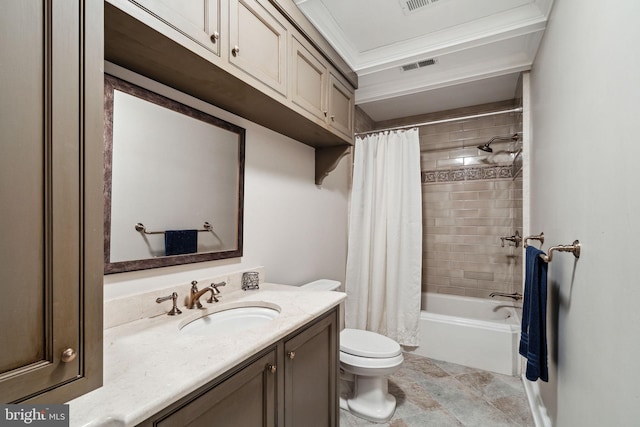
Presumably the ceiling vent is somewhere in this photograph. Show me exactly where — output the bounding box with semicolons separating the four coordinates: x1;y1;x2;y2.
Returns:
401;58;438;71
399;0;443;15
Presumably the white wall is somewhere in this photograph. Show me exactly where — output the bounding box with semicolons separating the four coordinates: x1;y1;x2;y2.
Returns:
529;1;640;425
104;63;350;300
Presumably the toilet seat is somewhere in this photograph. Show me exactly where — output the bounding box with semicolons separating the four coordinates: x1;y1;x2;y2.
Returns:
340;328;401;358
340;351;404;371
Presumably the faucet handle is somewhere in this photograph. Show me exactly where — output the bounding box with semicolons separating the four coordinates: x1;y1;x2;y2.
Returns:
206;285;219;303
211;281;226;294
156;292;182;315
499;231;522;248
206;282;226;303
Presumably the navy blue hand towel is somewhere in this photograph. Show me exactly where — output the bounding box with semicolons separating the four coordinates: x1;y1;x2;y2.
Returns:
164;230;198;256
519;246;549;382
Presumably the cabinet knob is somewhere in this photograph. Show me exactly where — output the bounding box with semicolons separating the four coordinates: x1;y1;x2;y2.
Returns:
210;31;219;44
266;364;277;374
287;351;295;360
323;111;328;117
330;115;335;122
232;45;240;56
61;348;77;363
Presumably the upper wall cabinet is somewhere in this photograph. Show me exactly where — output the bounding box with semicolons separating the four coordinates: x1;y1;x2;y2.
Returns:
229;0;288;96
0;0;103;403
132;0;223;57
328;72;355;139
291;35;328;122
291;36;354;139
105;0;357;184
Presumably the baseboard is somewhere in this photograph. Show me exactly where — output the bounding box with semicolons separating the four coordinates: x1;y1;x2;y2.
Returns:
522;374;553;427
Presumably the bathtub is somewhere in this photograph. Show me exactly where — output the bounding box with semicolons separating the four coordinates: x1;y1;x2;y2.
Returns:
408;292;521;376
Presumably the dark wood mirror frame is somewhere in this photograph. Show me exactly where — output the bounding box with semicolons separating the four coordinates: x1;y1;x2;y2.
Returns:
104;75;245;274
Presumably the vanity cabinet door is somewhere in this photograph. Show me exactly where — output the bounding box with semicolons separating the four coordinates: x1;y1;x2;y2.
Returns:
130;0;222;57
0;0;103;404
283;310;339;427
151;348;278;427
327;72;355;139
229;0;288;96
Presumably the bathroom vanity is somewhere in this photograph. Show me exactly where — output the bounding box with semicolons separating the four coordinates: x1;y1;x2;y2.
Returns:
68;283;345;426
140;308;337;426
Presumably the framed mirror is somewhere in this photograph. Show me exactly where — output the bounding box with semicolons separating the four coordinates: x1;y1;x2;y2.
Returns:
104;75;245;274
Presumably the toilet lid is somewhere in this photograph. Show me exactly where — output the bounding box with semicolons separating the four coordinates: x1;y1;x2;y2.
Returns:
301;279;341;291
340;328;401;358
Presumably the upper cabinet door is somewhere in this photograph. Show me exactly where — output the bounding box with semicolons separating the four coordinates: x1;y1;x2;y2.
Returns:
229;0;288;96
328;72;355;139
0;0;103;403
290;35;327;122
132;0;222;56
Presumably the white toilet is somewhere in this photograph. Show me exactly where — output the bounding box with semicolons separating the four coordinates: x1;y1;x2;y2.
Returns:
301;280;404;423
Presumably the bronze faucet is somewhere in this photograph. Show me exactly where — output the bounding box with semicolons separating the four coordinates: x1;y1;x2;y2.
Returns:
188;281;214;309
187;280;227;308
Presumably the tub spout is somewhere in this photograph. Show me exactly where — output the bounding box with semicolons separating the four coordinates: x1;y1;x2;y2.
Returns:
489;292;523;301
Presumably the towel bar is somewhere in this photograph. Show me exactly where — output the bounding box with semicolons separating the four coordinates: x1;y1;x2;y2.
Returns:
135;222;213;235
539;240;580;263
524;232;544;248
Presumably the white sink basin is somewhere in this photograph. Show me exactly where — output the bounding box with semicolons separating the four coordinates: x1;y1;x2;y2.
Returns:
180;305;280;336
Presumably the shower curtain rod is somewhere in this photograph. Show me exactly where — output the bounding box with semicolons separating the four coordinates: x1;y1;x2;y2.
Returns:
354;107;523;137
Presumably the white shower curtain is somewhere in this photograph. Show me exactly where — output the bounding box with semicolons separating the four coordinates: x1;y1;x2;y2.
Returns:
345;128;422;346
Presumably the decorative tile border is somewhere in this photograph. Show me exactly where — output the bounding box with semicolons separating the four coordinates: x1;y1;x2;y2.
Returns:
421;165;512;183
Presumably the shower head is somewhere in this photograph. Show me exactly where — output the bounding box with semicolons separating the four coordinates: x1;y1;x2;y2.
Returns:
477;143;494;153
477;133;521;153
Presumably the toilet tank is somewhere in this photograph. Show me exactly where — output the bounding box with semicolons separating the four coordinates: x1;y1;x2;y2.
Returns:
301;279;341;291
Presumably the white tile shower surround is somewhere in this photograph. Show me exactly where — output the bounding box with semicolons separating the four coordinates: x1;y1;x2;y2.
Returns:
340;352;534;427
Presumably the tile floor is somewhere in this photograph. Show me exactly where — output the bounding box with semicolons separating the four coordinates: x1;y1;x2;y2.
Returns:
339;352;534;427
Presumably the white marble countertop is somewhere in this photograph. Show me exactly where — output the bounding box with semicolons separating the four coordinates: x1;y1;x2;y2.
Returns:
68;283;346;427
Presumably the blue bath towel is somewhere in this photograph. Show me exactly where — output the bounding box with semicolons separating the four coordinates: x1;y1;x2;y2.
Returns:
519;246;549;382
164;230;198;256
